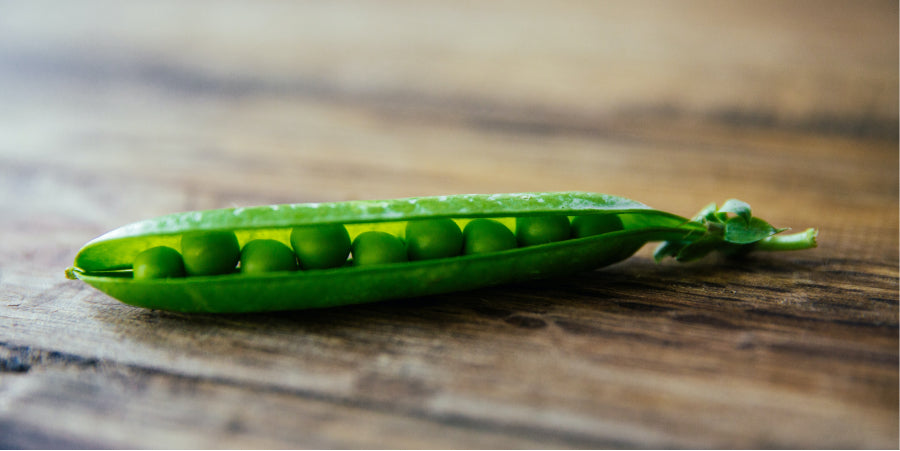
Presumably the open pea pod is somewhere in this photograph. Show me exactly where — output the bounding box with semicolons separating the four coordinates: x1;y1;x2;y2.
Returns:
66;192;817;313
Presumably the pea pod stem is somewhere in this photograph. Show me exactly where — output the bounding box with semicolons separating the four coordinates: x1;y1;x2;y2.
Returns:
753;228;818;252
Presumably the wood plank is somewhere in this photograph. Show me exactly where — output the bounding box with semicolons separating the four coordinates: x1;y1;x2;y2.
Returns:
0;0;897;448
0;363;587;449
2;1;896;125
2;246;896;447
2;112;897;448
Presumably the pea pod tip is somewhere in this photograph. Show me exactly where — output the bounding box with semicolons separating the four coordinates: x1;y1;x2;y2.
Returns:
65;267;80;280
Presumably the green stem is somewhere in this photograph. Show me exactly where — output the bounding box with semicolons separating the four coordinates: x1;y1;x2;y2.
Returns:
753;228;818;252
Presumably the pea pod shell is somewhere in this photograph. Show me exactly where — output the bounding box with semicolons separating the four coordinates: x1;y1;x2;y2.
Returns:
74;228;690;313
68;192;698;313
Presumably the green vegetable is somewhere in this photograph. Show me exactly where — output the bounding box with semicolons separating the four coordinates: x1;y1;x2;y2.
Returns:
181;231;240;276
463;219;517;255
290;224;350;269
405;219;463;260
651;199;793;262
64;192;818;313
133;246;185;280
352;231;408;266
240;239;298;274
516;216;571;246
571;214;624;238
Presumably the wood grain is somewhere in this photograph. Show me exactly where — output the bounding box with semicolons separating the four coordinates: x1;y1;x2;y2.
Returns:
1;1;897;448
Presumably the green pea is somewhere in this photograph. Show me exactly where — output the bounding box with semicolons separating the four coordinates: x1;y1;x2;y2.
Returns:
405;218;463;260
462;219;516;255
133;246;185;280
515;216;571;246
181;230;240;276
351;231;408;266
290;224;351;269
240;239;298;274
571;214;624;238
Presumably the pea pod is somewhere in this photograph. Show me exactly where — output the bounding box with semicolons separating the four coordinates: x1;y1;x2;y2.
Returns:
65;192;817;313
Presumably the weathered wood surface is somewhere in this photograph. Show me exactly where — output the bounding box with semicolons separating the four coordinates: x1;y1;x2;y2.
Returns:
1;1;897;448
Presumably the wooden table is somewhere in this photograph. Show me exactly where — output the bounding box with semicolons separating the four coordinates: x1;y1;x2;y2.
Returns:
2;1;897;448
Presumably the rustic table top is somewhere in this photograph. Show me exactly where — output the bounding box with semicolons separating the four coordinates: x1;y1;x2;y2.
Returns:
1;1;897;448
